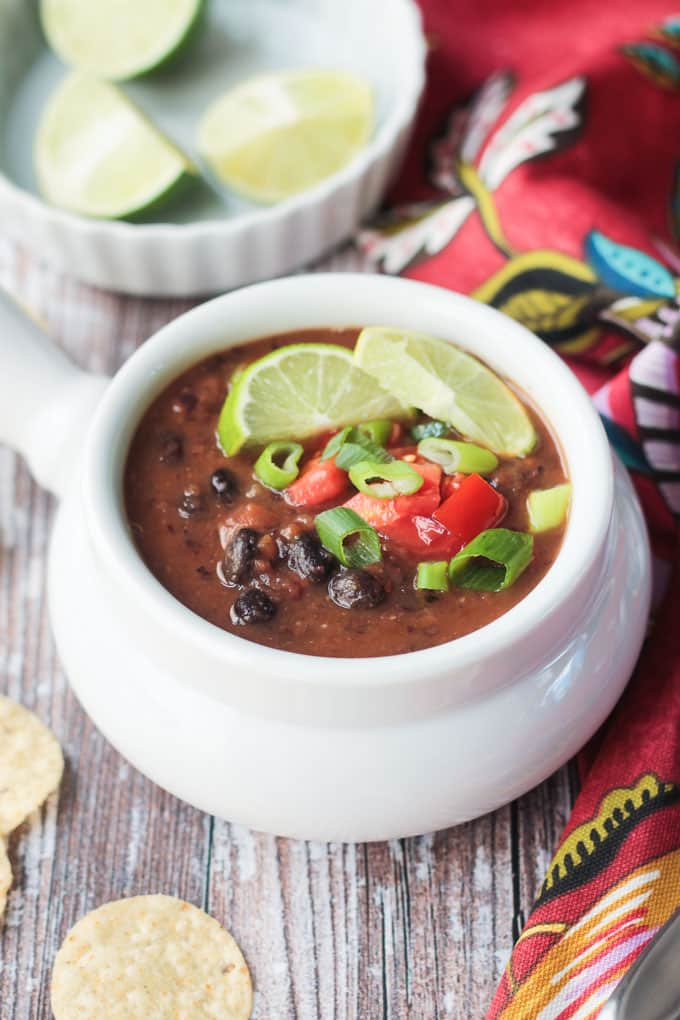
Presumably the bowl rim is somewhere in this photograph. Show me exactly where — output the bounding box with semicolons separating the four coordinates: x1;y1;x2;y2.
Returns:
82;273;615;686
0;0;426;243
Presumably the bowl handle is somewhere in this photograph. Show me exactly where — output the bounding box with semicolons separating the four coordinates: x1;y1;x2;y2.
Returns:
0;287;110;499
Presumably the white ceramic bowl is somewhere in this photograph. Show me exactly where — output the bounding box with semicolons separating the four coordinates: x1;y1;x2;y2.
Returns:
0;0;425;296
0;276;651;841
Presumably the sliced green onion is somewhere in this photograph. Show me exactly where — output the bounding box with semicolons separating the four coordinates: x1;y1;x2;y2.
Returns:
321;426;352;461
315;507;382;567
527;483;572;533
449;529;533;591
356;419;392;446
416;561;449;591
411;420;449;441
349;459;424;499
321;426;393;470
335;437;393;470
254;441;304;490
418;437;499;475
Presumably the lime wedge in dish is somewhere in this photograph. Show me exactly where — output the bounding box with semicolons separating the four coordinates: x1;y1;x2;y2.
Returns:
197;70;374;204
354;327;537;457
218;343;408;455
35;73;196;219
40;0;204;80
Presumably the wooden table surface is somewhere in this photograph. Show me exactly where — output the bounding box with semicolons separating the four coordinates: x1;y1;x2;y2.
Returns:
0;236;577;1020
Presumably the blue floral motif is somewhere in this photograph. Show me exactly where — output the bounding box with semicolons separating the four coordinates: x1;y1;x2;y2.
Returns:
585;230;676;299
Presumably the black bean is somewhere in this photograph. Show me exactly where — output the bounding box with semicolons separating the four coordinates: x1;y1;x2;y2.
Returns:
230;588;277;625
160;433;183;464
178;485;205;518
210;467;239;502
222;527;259;584
287;532;335;582
328;570;385;609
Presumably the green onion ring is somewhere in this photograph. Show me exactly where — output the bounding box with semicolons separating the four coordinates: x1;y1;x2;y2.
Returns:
349;459;424;499
356;419;392;446
315;507;382;567
416;561;449;591
449;529;533;591
418;437;498;475
254;441;304;490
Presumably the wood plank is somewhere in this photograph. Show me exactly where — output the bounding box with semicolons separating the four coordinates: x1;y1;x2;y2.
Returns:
205;810;521;1018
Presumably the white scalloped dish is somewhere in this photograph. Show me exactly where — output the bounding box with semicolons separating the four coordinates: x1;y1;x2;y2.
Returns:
0;0;425;295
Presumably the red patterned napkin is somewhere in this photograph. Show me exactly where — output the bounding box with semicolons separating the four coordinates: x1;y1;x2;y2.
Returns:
358;1;680;1014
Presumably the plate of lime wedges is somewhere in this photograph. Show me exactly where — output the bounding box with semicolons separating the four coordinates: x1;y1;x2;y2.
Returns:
0;0;425;295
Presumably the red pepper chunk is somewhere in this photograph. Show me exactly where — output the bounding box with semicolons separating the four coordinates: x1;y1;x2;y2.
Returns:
433;473;507;549
285;456;349;507
344;461;442;527
383;514;461;558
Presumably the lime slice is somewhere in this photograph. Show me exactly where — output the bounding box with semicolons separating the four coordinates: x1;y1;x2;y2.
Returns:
218;344;408;455
40;0;203;81
35;73;196;219
197;70;373;204
354;328;537;457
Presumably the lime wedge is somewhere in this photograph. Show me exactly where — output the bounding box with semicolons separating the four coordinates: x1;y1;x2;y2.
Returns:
354;328;537;457
35;73;196;219
197;70;374;204
218;343;408;455
40;0;203;81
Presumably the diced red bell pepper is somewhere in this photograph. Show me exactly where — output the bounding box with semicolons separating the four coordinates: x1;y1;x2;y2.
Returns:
433;473;506;548
285;456;349;507
381;514;462;558
344;461;442;528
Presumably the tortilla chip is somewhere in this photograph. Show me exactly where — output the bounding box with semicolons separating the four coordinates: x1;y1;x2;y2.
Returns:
0;695;64;835
51;894;253;1020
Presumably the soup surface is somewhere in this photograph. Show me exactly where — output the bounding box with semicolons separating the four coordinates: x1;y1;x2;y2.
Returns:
125;328;568;657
